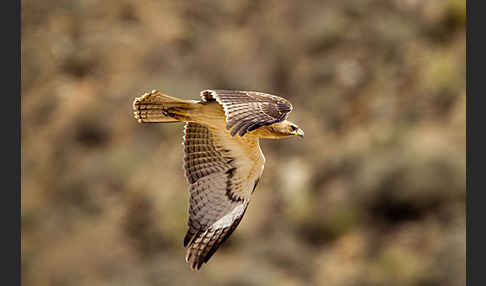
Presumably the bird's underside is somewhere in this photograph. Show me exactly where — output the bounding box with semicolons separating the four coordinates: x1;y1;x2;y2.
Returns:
133;89;301;270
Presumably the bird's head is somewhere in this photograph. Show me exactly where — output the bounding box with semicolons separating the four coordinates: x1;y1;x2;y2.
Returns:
290;122;305;138
261;120;304;139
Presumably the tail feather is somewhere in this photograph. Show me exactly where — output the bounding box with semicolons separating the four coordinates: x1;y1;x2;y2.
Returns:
133;90;196;123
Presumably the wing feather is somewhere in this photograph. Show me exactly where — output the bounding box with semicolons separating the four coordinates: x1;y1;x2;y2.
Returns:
200;90;293;136
182;122;264;270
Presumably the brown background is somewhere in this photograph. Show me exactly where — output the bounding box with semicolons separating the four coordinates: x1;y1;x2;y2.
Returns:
22;0;465;285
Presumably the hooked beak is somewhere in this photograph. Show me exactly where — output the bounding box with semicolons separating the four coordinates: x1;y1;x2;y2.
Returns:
295;128;304;138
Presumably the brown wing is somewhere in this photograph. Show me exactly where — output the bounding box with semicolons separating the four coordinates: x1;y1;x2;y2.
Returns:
182;122;263;270
200;90;293;136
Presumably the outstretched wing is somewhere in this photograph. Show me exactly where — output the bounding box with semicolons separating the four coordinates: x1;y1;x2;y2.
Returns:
200;90;293;136
182;122;264;270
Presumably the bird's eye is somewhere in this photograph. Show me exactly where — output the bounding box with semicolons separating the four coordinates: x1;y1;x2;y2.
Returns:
290;125;297;131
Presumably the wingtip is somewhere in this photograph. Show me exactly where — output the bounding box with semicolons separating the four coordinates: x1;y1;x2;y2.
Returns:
185;249;204;271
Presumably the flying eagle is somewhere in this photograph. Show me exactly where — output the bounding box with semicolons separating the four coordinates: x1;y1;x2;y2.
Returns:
132;89;304;270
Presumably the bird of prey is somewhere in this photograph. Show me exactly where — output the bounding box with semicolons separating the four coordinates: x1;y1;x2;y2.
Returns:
132;89;304;270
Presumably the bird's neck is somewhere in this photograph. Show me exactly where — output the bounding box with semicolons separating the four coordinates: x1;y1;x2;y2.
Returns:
254;125;291;139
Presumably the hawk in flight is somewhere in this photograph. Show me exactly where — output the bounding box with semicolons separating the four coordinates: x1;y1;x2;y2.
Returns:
132;89;304;270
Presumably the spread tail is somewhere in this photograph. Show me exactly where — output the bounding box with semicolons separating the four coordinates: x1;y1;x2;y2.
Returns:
133;90;196;123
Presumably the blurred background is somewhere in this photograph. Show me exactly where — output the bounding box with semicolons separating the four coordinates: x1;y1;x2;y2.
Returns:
21;0;465;285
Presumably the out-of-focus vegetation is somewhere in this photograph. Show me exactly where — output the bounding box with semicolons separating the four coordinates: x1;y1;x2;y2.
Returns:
21;0;465;285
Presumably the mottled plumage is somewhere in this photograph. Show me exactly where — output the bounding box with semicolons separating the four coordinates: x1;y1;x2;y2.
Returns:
200;90;293;136
133;89;303;270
